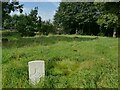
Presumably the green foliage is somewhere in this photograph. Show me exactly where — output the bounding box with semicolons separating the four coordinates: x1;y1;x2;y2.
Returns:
16;7;41;36
2;31;118;88
104;2;120;17
54;2;99;34
96;2;120;37
3;15;12;29
54;2;120;37
2;1;23;26
41;21;55;35
3;14;19;29
97;13;118;28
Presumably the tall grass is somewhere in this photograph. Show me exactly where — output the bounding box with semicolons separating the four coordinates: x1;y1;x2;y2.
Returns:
2;31;118;88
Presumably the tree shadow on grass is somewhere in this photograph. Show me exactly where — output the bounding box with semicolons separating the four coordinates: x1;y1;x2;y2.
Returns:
2;35;98;48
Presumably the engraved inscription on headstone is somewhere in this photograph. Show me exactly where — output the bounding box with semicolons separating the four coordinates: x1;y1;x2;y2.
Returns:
28;60;45;85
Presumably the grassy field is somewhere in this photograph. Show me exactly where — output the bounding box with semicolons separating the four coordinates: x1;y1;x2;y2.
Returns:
2;31;118;88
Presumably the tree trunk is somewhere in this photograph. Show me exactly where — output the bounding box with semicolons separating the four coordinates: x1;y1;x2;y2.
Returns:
113;27;116;38
75;29;78;35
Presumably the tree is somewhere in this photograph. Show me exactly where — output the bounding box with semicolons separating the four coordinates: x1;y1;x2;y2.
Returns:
97;13;118;37
3;14;19;29
104;2;120;37
12;14;19;29
2;1;23;28
54;2;100;35
3;15;12;29
16;7;41;36
96;2;120;37
16;14;28;36
41;20;55;35
37;16;42;35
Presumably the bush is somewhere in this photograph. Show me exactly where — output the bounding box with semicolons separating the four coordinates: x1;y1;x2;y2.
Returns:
97;33;104;36
16;7;41;37
40;21;56;35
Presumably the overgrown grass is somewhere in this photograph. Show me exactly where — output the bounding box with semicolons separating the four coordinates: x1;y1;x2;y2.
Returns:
2;31;118;88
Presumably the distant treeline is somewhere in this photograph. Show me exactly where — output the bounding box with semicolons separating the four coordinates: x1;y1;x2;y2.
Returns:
3;7;55;36
54;2;120;37
2;2;120;37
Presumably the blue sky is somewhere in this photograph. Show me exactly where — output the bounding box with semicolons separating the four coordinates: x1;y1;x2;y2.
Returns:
10;2;60;22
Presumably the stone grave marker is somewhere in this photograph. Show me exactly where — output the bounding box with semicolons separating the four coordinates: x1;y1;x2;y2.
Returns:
28;60;45;85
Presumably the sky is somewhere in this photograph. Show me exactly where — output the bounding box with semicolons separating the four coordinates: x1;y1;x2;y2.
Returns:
10;2;60;22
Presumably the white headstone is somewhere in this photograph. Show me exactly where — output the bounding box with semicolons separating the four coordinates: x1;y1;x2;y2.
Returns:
28;60;45;85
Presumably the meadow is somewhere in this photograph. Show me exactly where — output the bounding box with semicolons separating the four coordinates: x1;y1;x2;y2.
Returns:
2;31;118;88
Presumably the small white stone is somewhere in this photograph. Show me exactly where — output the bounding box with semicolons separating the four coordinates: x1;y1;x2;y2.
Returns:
28;60;45;85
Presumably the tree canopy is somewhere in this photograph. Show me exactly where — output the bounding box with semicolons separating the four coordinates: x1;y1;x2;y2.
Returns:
2;2;120;37
16;7;42;36
54;2;100;35
53;2;120;37
2;1;23;26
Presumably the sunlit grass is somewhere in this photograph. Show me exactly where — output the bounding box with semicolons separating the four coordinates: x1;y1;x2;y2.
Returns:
2;32;118;88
